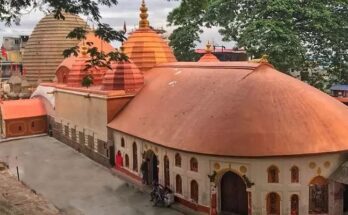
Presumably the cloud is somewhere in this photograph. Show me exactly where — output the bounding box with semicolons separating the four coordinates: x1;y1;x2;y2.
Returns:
0;0;234;48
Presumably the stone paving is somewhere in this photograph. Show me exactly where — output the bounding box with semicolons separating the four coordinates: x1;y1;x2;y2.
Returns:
0;136;182;215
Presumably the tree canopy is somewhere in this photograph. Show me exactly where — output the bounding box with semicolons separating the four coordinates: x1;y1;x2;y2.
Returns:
168;0;348;89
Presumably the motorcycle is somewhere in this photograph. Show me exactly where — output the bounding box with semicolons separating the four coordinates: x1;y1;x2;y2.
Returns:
150;182;174;207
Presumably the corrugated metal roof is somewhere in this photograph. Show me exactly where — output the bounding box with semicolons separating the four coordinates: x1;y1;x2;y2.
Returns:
330;84;348;91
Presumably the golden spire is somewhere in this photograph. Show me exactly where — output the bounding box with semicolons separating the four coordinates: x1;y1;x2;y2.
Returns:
139;0;149;28
80;44;88;56
205;41;213;53
260;54;269;63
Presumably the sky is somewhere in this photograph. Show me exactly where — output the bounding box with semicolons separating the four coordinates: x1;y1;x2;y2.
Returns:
0;0;233;48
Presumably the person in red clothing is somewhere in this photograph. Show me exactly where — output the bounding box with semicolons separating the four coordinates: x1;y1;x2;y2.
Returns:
115;151;123;169
1;46;7;60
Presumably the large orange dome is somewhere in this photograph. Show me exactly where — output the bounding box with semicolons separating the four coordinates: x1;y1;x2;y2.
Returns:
109;62;348;157
23;13;88;84
122;0;176;72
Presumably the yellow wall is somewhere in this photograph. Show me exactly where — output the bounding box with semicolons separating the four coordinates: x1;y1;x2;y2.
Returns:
55;90;108;141
7;51;22;63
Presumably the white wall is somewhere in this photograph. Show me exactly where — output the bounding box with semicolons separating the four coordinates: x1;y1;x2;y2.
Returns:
113;131;347;215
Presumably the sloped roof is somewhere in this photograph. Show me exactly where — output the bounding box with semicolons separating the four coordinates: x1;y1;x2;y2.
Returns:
0;99;46;120
108;62;348;157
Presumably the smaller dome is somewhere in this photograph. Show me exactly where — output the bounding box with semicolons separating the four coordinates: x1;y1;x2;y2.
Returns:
198;42;220;62
56;32;115;87
198;53;220;62
102;61;144;92
65;54;89;87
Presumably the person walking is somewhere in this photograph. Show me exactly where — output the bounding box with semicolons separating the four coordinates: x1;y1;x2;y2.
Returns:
140;158;149;185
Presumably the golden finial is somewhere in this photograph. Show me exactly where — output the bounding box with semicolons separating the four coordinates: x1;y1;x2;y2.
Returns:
260;54;269;63
205;41;213;53
80;44;88;56
139;0;149;28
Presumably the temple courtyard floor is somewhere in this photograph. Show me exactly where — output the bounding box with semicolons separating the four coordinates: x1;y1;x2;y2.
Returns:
0;136;182;215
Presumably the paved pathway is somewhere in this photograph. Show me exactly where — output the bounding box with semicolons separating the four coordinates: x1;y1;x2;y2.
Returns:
0;136;181;215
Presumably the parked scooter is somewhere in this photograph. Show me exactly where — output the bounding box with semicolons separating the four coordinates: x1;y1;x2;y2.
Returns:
150;182;174;207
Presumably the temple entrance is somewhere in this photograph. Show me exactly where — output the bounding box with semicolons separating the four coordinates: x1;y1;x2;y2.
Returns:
220;171;248;215
144;150;158;185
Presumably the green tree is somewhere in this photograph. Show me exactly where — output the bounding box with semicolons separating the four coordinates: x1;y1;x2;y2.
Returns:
168;0;348;89
167;0;209;61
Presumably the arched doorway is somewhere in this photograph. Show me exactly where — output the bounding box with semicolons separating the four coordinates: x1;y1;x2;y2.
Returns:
132;142;138;171
308;176;328;214
291;194;299;215
115;150;123;169
220;171;248;215
56;66;69;83
267;192;280;215
144;150;158;185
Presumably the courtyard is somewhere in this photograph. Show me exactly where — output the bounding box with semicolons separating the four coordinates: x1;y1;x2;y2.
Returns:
0;136;182;215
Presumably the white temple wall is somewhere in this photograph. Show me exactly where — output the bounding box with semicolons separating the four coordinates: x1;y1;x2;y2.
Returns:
113;131;347;214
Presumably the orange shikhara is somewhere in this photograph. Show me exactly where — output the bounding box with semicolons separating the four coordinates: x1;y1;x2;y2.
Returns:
198;42;220;62
123;0;176;72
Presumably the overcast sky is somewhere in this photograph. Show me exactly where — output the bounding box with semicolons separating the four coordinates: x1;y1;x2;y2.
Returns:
0;0;233;48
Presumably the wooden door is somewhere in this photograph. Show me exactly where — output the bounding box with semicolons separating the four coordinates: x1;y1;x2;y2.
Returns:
267;192;280;215
221;171;248;215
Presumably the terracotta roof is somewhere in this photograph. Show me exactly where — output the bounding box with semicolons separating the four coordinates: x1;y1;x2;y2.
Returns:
0;99;46;120
56;32;115;87
102;62;144;92
123;27;177;72
23;13;88;84
108;62;348;157
198;53;220;62
122;1;176;72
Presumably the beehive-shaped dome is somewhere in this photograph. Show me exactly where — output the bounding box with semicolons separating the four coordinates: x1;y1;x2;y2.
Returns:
123;0;176;72
198;42;220;62
102;61;144;92
23;13;88;84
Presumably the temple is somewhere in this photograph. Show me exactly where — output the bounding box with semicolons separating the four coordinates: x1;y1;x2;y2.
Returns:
2;1;348;215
